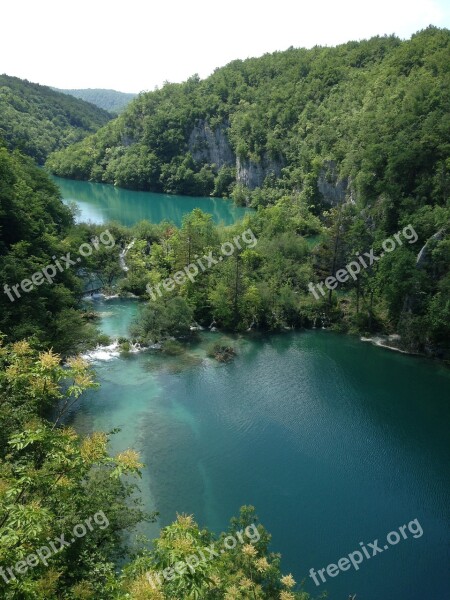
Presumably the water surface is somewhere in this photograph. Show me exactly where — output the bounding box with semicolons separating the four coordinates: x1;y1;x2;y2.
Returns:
51;175;249;226
70;298;450;600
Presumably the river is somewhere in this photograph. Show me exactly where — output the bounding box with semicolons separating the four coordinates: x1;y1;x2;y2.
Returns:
56;178;449;599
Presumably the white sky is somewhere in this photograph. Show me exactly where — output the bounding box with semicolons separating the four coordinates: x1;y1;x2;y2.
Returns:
1;0;449;93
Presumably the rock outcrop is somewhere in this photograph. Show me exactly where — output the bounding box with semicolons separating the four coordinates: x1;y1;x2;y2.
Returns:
188;120;284;190
236;155;284;189
188;120;234;170
317;160;351;205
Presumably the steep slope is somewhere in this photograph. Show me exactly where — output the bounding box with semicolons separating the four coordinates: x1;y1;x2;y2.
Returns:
54;87;137;113
0;75;112;163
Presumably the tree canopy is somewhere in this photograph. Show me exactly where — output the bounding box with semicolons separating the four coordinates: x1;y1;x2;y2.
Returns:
0;75;111;164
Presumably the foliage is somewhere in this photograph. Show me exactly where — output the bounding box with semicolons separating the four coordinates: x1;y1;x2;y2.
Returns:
130;297;194;343
0;339;153;600
0;145;108;353
207;341;237;362
120;507;313;600
54;88;137;114
0;75;111;164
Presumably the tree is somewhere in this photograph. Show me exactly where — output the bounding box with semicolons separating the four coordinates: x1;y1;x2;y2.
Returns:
0;338;152;599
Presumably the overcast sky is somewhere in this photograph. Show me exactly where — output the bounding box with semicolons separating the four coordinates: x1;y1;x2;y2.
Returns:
1;0;449;93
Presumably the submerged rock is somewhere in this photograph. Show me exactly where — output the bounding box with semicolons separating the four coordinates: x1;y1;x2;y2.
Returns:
207;342;237;363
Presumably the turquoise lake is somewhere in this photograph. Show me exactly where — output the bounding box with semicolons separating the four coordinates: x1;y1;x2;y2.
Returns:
53;177;450;599
69;298;450;600
51;175;249;226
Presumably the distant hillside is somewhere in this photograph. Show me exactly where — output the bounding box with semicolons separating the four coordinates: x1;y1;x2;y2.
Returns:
55;88;137;114
0;75;112;163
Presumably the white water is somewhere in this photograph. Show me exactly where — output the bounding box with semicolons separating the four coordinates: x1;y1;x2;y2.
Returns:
119;238;136;272
81;339;144;362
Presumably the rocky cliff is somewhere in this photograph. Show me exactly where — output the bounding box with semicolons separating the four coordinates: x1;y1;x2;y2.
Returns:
188;123;352;204
188;120;285;191
236;155;284;189
317;160;351;205
188;120;234;170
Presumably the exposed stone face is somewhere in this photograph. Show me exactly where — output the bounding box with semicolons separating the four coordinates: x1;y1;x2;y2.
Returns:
188;120;234;170
416;229;445;268
188;124;351;200
236;155;284;189
317;160;350;205
188;119;284;190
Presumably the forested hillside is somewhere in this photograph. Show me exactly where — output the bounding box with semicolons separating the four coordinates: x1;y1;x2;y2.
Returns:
0;143;114;352
0;75;111;163
55;87;137;113
46;26;450;356
47;26;449;205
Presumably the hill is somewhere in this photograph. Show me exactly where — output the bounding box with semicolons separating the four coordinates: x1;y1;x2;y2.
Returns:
46;27;450;355
46;26;449;205
0;75;112;163
54;87;137;113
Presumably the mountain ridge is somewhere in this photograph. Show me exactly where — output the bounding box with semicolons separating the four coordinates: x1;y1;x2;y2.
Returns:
53;87;137;114
0;74;112;163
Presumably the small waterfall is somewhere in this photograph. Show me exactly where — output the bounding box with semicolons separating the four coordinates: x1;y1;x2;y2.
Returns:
119;238;136;272
81;338;146;362
128;340;143;353
81;340;120;361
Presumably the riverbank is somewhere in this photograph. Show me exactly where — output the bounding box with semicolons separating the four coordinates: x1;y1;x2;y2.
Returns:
80;294;449;365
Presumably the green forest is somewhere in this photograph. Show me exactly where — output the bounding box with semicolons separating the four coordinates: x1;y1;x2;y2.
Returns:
0;24;449;600
45;27;449;357
54;89;138;115
0;75;111;164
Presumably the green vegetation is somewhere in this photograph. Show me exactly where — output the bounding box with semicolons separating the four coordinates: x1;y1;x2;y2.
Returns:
99;197;447;357
0;340;153;599
0;143;122;353
46;27;450;356
0;75;111;163
0;338;312;599
54;88;138;114
207;341;237;362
